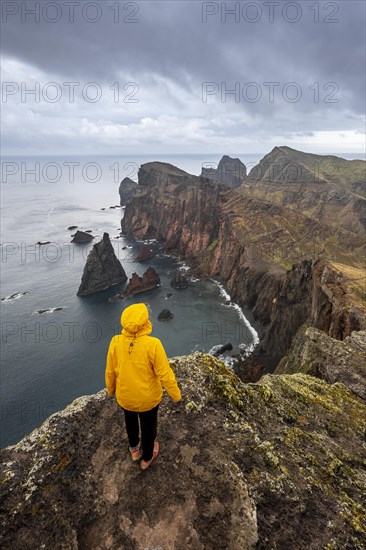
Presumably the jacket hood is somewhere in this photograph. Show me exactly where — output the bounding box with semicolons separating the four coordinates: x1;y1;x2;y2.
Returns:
121;303;152;338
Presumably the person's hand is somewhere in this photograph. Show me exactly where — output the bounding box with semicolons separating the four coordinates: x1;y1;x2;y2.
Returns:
172;397;183;405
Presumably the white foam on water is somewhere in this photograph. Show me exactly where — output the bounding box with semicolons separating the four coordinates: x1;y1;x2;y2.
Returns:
1;292;28;302
36;307;65;315
212;279;260;357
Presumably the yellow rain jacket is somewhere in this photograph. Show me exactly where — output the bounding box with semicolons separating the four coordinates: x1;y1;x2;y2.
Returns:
105;303;181;411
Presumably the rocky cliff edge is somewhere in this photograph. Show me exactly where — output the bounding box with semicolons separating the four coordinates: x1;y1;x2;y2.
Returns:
1;354;365;550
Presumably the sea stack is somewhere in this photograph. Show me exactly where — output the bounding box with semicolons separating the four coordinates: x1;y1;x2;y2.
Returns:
124;267;160;296
77;233;127;296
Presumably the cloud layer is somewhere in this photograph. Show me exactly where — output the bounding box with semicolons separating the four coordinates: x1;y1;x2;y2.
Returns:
1;0;365;154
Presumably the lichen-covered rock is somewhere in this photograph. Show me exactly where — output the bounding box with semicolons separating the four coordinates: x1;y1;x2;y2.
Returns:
275;325;366;400
1;353;365;549
77;233;127;296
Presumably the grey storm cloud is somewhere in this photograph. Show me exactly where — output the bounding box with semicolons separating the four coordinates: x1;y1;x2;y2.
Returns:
1;0;365;154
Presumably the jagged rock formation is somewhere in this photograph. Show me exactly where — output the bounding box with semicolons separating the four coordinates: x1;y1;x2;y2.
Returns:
275;325;366;400
201;155;247;188
124;266;160;296
71;230;94;244
1;353;365;549
119;177;137;206
77;233;127;296
121;154;366;370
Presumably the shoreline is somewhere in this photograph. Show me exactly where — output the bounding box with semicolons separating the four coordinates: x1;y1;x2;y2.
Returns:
141;239;265;363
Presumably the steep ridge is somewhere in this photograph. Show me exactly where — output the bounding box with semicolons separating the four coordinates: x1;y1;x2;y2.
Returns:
121;155;366;370
1;353;365;549
245;146;366;237
247;146;366;196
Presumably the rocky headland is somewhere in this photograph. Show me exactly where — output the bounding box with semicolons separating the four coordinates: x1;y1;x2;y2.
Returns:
77;233;127;296
119;177;138;206
121;148;366;375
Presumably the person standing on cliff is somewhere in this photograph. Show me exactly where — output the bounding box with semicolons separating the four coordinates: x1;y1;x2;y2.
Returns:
105;303;182;470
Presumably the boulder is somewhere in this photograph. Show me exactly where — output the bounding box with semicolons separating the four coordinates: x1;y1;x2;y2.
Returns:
157;309;174;322
67;226;78;230
71;231;94;244
211;343;233;357
77;233;127;296
170;272;188;289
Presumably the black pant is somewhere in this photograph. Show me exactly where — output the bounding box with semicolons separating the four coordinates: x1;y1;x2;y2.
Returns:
123;404;159;462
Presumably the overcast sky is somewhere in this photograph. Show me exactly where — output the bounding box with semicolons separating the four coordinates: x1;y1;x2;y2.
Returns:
1;0;365;155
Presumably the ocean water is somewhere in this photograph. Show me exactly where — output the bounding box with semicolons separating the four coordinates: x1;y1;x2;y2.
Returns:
0;154;264;448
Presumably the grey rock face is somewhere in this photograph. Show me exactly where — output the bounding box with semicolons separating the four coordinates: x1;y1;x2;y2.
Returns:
201;155;247;188
276;325;366;400
119;177;137;206
77;233;127;296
